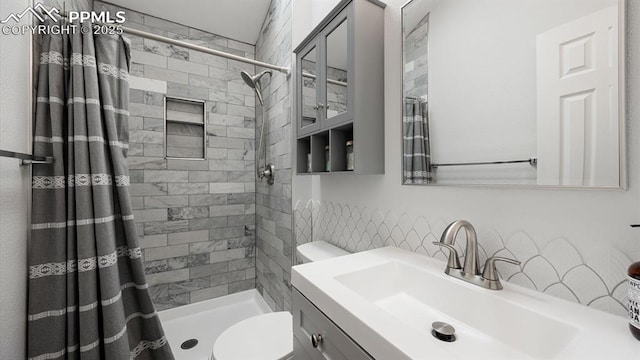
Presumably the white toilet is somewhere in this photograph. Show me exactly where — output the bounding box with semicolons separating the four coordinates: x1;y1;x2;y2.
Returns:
211;241;349;360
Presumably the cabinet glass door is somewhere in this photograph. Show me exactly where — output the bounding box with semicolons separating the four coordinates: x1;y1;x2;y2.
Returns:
299;45;320;135
324;16;350;126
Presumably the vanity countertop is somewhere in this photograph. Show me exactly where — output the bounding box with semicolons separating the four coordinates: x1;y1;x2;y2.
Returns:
292;246;640;359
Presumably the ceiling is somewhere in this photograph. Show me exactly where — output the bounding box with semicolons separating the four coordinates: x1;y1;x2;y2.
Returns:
106;0;272;44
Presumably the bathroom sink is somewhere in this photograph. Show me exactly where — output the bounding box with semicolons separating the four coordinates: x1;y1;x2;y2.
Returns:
292;246;640;359
335;261;575;359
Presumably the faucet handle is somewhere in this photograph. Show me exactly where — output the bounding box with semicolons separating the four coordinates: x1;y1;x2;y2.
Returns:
482;257;521;281
432;242;462;270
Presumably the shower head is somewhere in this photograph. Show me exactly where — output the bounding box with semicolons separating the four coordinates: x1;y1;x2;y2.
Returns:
241;69;272;89
240;70;272;105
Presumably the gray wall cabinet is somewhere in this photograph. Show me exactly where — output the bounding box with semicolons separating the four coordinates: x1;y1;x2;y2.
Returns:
294;0;386;175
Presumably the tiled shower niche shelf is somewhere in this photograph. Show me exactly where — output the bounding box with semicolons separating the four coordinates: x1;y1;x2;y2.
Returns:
164;96;207;160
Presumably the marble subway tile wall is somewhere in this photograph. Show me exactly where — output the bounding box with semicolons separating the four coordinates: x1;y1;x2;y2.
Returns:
93;1;256;310
255;0;294;311
42;0;92;12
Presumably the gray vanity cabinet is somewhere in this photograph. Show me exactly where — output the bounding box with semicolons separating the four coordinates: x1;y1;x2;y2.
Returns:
293;288;373;360
295;0;385;175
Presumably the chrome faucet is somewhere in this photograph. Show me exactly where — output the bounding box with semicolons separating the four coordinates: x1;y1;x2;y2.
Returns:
433;220;520;290
439;220;480;276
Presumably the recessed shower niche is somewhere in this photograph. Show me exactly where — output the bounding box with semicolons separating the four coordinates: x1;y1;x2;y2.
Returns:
164;96;207;160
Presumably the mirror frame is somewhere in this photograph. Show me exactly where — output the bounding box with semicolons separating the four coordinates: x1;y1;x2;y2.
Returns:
400;0;627;189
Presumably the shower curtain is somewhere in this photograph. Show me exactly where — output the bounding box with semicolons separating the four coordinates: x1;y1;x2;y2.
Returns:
27;20;174;360
403;98;431;184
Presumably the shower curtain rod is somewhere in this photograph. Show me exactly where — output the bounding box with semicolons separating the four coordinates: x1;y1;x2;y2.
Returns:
58;13;290;75
123;26;290;75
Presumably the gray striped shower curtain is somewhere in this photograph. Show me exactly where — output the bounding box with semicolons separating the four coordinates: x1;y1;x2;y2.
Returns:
28;22;174;359
403;98;431;184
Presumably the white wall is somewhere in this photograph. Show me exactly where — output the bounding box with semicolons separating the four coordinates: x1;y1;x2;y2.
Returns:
0;0;32;357
293;0;639;307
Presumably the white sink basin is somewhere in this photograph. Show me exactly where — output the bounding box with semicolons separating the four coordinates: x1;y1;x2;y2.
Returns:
335;261;575;358
292;246;640;359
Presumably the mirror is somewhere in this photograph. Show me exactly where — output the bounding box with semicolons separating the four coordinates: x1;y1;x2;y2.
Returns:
301;47;318;129
401;0;625;187
326;19;349;119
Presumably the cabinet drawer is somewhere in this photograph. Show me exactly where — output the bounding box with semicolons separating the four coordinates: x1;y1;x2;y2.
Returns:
293;288;373;360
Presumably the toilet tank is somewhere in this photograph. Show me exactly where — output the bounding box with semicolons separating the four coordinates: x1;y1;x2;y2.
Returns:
296;241;349;264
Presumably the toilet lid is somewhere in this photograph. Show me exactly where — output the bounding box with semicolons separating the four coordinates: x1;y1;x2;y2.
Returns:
213;312;293;360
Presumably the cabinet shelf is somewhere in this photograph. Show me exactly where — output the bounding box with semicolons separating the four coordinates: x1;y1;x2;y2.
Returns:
298;124;355;174
330;125;353;172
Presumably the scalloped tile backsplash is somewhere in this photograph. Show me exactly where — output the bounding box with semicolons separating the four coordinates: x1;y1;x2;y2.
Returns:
294;200;630;317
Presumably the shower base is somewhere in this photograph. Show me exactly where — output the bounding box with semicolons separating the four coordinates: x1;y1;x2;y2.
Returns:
158;289;272;360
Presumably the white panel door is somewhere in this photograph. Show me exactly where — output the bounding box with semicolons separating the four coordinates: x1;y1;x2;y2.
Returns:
536;6;619;186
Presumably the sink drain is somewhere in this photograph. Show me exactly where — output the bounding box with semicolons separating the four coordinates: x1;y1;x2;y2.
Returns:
180;339;198;350
431;321;456;342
